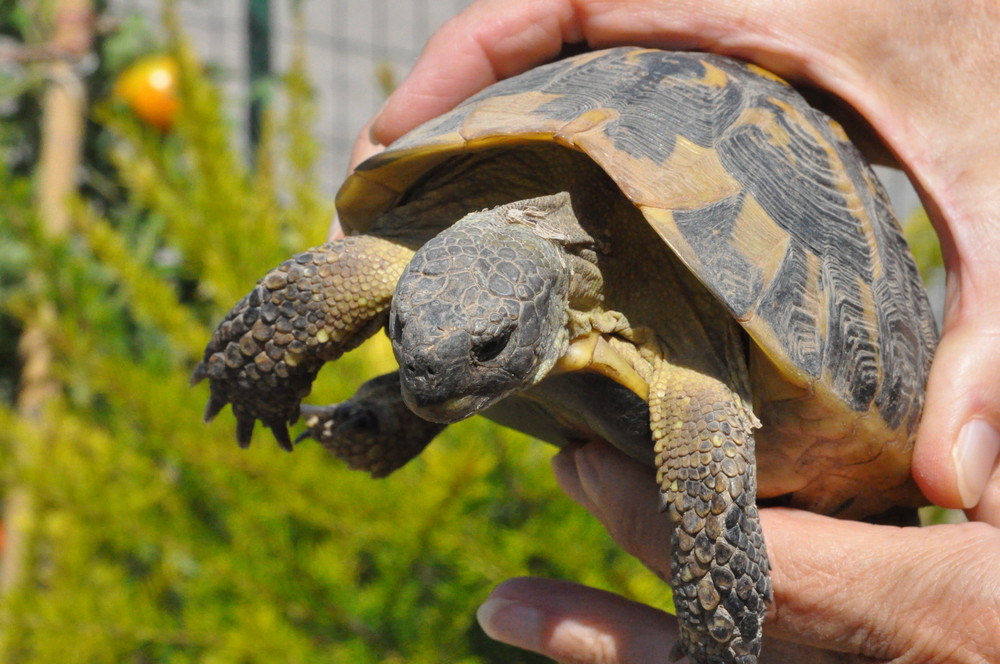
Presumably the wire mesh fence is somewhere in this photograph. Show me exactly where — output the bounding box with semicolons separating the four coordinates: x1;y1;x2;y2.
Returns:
108;0;475;189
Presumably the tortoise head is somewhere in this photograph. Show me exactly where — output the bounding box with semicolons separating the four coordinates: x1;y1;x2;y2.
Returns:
389;193;587;423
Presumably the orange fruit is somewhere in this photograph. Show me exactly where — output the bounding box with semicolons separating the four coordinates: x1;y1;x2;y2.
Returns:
114;54;180;132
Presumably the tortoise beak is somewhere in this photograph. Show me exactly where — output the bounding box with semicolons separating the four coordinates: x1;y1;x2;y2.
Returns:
400;388;495;424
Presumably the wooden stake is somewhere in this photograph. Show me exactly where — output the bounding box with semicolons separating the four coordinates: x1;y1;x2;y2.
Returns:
35;0;94;236
1;2;93;658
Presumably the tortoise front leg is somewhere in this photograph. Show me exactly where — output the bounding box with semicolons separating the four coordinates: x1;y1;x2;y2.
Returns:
650;362;771;664
299;372;446;478
193;236;413;450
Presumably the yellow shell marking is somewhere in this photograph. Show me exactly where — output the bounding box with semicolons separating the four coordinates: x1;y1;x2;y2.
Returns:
746;63;789;85
734;104;795;164
554;107;620;149
826;118;851;143
727;194;791;310
696;60;730;88
459;91;564;142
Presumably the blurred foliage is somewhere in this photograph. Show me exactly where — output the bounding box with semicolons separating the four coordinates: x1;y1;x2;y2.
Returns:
374;61;396;99
0;2;667;663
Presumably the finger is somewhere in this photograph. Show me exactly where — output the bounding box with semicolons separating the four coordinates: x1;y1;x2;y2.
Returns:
557;441;1000;661
477;577;678;664
478;577;859;664
975;478;1000;525
912;278;1000;519
911;190;1000;520
552;443;671;582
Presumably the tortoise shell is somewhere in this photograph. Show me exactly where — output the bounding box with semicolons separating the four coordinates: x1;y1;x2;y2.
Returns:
336;47;937;516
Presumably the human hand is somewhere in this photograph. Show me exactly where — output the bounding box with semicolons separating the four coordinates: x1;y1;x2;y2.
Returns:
346;0;1000;517
474;442;1000;663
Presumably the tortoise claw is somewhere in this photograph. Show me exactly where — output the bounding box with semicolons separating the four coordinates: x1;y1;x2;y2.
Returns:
299;397;383;438
269;423;294;452
203;395;227;423
235;415;256;449
190;361;208;386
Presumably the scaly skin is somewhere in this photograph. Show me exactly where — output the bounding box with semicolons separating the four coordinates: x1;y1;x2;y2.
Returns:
300;372;445;477
192;236;413;449
651;362;770;664
389;197;579;423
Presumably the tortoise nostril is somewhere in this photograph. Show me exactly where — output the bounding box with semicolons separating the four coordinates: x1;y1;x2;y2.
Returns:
404;358;437;380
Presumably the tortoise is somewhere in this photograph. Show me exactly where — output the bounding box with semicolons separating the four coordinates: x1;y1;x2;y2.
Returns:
193;47;937;664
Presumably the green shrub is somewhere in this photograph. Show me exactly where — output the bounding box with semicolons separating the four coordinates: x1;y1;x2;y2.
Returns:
0;5;664;662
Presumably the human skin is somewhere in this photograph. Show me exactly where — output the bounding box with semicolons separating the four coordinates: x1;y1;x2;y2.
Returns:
478;441;1000;663
341;0;1000;660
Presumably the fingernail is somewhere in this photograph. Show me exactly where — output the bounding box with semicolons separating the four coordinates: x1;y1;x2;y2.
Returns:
953;419;1000;508
477;597;544;649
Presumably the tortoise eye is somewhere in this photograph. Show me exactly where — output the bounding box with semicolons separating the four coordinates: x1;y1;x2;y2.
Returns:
473;329;511;364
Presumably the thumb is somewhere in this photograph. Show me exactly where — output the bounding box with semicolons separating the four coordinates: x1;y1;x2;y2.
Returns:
329;122;388;241
913;231;1000;523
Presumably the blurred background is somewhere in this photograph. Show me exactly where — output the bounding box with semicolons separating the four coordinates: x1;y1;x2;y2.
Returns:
110;0;477;189
0;1;943;662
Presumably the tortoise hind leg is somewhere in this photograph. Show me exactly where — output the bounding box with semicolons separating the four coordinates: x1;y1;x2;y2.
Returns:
299;372;446;477
193;236;414;450
650;361;771;664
